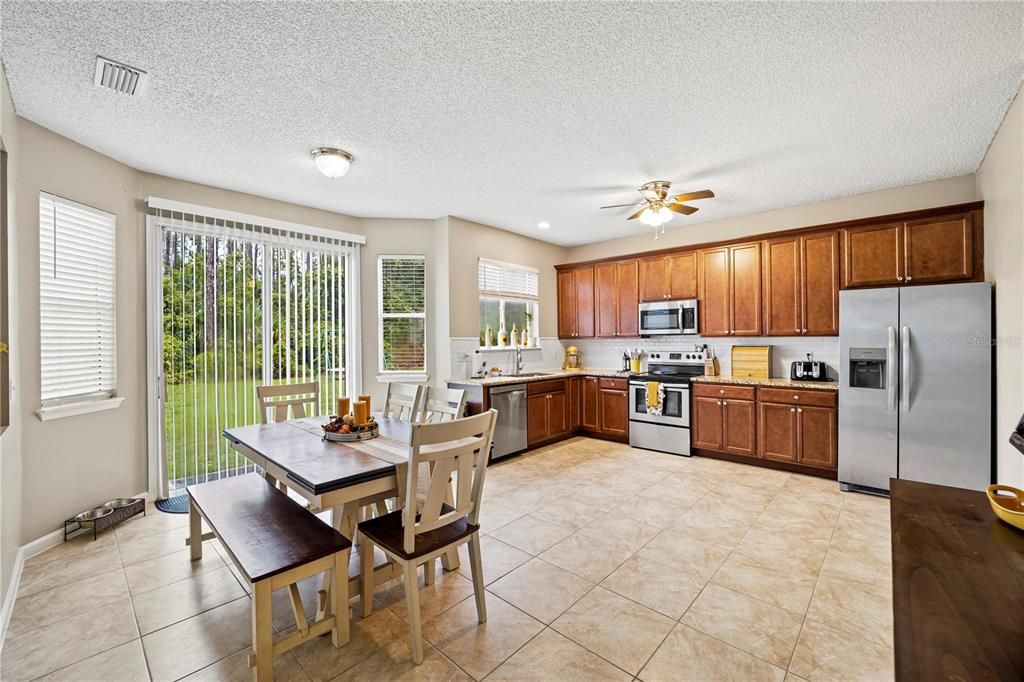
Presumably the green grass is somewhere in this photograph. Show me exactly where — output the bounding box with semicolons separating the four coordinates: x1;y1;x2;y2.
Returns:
164;375;344;488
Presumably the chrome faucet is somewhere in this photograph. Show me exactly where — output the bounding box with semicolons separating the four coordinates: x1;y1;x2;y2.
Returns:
513;345;525;375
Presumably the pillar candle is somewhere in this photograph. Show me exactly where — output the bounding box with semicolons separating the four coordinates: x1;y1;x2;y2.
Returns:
358;394;372;415
336;397;350;417
353;400;368;425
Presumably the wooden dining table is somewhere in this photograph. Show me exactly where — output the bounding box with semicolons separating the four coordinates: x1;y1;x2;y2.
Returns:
222;412;461;614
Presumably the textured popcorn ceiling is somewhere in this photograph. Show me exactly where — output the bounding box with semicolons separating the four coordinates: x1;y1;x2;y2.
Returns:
1;1;1021;245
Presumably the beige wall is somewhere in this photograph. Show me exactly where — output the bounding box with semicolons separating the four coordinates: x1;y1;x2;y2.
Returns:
565;175;979;263
446;217;569;338
978;83;1024;489
1;62;23;599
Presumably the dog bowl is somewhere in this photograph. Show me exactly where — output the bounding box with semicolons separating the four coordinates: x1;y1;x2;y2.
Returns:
75;506;114;523
103;498;140;509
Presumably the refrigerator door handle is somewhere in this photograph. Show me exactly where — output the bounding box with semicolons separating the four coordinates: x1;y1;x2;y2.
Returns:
901;326;911;413
886;326;898;413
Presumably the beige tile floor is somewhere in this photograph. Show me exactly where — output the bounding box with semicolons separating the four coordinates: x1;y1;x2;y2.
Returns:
1;437;894;681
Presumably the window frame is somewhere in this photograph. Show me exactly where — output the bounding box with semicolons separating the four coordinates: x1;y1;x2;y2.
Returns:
377;254;428;381
37;191;122;420
478;258;539;347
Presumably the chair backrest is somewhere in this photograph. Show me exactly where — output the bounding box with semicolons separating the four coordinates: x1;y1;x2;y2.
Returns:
256;382;320;424
419;386;467;423
383;383;424;422
401;410;497;554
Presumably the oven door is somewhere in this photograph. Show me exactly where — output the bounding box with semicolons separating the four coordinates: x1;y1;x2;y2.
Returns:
639;302;682;335
629;381;689;427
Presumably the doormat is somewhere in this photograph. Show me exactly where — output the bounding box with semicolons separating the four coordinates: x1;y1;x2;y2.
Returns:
154;495;189;514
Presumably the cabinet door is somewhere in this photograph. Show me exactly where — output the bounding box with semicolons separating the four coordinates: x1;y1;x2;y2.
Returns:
723;399;756;456
763;237;801;336
691;396;724;450
798;405;837;469
730;243;763;336
699;248;731;336
557;270;577;338
581;377;600;431
594;262;619;338
527;394;549;445
574;266;596;338
802;232;840;335
668;252;698;299
842;222;904;288
759;402;798;462
598;389;629;436
616;260;640;336
568;377;582;430
904;214;974;284
548;391;568;438
639;256;670;302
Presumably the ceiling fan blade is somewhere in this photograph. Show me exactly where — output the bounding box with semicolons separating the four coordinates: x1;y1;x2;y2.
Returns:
600;202;642;209
671;189;715;202
626;206;648;221
668;203;699;215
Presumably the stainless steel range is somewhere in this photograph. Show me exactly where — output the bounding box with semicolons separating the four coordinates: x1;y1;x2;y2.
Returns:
629;348;706;456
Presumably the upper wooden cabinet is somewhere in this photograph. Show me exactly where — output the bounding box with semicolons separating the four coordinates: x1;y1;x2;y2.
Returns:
557;266;595;338
699;243;762;337
842;213;976;288
595;259;639;337
763;232;839;336
639;252;698;302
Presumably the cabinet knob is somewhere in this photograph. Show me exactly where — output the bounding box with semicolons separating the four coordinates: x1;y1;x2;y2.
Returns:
719;389;725;394
906;276;912;282
803;328;808;333
797;408;803;413
790;407;795;412
897;276;904;281
793;395;799;399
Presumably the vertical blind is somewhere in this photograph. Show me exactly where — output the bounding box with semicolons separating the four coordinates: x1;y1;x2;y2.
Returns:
478;258;539;300
379;255;426;373
39;192;117;405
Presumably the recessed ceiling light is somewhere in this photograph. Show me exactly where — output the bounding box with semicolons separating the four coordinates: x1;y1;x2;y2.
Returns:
537;222;550;229
311;147;354;178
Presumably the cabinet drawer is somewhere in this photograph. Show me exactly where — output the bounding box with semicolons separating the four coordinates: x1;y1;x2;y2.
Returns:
527;379;567;396
598;377;628;391
692;383;756;400
758;387;837;407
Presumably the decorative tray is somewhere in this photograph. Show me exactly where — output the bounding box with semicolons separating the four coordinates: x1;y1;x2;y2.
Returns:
324;424;379;442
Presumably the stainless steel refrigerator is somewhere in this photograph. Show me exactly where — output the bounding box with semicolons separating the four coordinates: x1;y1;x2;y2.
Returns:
839;282;993;493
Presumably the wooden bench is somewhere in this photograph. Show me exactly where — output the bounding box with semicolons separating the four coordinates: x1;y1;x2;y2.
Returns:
187;473;353;682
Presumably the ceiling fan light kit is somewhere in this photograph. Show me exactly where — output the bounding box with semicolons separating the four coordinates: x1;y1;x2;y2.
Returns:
311;147;354;178
599;180;715;239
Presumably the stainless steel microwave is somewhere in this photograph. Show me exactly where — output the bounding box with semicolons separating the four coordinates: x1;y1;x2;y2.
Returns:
639;299;699;335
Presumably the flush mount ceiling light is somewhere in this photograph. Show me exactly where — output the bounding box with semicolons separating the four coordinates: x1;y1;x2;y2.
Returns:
537;221;550;229
311;147;354;178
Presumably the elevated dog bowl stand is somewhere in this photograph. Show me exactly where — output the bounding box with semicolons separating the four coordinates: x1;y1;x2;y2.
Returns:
64;498;146;541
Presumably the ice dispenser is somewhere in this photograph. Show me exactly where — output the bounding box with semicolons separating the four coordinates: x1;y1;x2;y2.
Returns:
849;348;886;389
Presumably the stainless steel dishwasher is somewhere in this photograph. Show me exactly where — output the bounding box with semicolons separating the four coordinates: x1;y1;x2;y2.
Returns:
488;383;527;459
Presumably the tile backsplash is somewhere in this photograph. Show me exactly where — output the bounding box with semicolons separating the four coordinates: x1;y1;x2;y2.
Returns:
562;335;840;380
448;337;566;380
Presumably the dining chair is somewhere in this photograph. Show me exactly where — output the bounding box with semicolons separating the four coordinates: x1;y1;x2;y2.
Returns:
357;409;498;664
382;383;424;421
419;386;467;423
256;381;320;424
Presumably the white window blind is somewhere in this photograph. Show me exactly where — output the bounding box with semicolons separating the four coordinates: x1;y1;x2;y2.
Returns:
478;258;539;300
39;192;117;406
378;255;426;373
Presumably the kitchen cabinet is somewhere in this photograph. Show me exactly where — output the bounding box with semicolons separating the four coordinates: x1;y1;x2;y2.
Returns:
557;266;595;339
639;252;698;302
842;212;976;289
691;383;756;456
597;377;628;436
763;232;839;336
581;376;599;431
595;260;639;337
692;396;724;451
759;402;799;462
567;376;582;430
527;379;569;445
699;243;762;337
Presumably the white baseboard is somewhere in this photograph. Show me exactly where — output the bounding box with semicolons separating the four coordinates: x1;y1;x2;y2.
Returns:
0;489;151;653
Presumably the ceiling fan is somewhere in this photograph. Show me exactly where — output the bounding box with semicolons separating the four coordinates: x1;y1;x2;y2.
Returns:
600;181;714;238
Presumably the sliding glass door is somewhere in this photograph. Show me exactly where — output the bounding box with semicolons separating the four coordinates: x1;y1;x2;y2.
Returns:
147;209;360;496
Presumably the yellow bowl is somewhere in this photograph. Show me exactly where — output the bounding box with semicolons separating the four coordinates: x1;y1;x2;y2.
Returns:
986;484;1024;531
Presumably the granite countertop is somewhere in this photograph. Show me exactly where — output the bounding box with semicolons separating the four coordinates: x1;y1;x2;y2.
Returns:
449;368;630;387
691;375;839;391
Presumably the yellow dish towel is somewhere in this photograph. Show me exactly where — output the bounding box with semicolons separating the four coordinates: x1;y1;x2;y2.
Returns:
646;381;663;414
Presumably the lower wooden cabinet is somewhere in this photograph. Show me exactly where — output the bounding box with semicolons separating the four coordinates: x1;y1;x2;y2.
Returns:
597;378;629;437
525;375;628;448
693;382;837;472
526;380;569;445
567;376;582;430
581;376;600;431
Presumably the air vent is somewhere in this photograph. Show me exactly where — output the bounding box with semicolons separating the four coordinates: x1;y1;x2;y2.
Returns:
93;56;146;96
